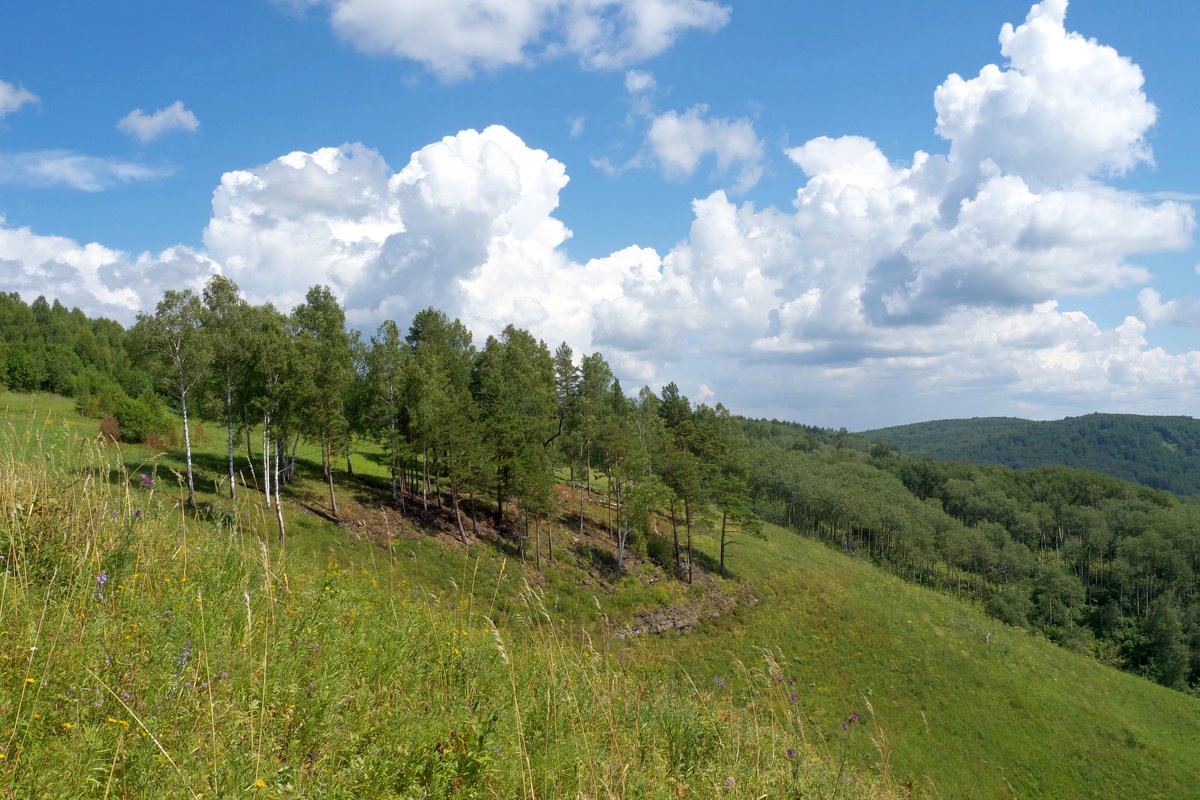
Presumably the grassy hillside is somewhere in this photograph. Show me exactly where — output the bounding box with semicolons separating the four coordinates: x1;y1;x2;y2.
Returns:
0;399;888;799
862;413;1200;496
5;391;1200;798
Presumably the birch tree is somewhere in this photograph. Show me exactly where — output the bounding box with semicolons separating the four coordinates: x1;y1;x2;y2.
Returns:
129;290;211;509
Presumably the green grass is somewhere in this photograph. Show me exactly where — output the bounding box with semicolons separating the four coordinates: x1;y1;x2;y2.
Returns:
0;396;892;798
6;389;1200;798
641;523;1200;798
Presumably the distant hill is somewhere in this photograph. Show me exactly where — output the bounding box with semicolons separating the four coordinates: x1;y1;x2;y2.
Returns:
862;413;1200;496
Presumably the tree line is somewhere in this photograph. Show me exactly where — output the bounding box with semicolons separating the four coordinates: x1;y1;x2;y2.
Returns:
5;287;1197;691
34;279;757;578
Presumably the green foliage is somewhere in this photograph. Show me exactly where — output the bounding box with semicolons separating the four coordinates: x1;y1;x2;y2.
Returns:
865;413;1200;496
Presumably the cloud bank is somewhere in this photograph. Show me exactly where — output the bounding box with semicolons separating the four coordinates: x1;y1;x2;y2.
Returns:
2;1;1197;426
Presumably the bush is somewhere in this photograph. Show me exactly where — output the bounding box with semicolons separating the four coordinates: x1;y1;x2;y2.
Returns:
99;413;121;441
109;392;171;444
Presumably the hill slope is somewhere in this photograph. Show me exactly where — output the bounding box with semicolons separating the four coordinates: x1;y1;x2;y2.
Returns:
6;392;1200;799
862;413;1200;496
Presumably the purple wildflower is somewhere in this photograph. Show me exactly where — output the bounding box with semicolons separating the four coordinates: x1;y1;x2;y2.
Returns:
95;572;107;600
133;509;143;519
139;473;155;488
850;713;860;723
842;720;849;730
786;747;796;758
713;677;726;688
724;777;736;790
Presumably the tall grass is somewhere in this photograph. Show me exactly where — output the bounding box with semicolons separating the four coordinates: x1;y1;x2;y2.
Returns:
0;420;893;799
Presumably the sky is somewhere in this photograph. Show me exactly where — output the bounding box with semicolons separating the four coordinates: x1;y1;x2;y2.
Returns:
1;0;1198;430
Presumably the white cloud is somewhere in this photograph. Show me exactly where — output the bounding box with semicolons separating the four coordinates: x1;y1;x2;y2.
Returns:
0;80;39;117
568;115;585;138
1137;288;1200;328
117;101;200;143
299;0;729;79
933;0;1155;186
624;69;655;94
0;150;172;191
646;105;764;192
0;217;217;322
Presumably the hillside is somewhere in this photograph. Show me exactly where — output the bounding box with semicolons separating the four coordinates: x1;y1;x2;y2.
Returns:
862;413;1200;496
4;393;1200;799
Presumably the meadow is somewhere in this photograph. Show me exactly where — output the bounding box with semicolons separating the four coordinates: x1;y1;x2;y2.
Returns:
3;390;1200;798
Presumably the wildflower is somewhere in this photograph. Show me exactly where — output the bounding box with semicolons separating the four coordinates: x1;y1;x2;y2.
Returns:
32;713;42;720
789;693;797;702
724;777;736;790
713;677;726;688
60;722;72;730
786;747;796;758
95;572;108;600
254;778;265;789
139;473;155;488
134;509;143;519
850;713;860;723
24;677;35;685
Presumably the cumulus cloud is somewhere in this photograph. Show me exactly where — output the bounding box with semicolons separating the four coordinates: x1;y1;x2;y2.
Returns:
1137;288;1200;328
5;1;1199;426
646;106;764;192
0;80;39;117
0;151;172;191
297;0;729;79
933;0;1155;185
0;215;217;322
117;101;200;143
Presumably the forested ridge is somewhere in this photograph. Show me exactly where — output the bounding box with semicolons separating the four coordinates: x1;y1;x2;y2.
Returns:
863;414;1200;496
3;286;1199;694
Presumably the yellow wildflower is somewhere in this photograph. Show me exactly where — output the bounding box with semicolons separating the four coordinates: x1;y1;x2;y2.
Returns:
255;778;266;789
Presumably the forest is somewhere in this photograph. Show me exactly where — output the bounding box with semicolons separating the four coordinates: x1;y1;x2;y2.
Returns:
864;414;1200;496
2;284;1198;694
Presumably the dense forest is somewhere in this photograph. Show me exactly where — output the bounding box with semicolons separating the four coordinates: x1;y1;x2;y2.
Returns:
863;415;1200;496
3;286;1199;693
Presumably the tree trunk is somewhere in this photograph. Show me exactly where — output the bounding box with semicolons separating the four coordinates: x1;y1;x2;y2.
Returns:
421;445;429;512
451;472;469;546
548;521;553;564
535;517;542;572
324;434;341;523
274;437;286;544
685;498;693;584
243;410;258;496
720;509;728;577
180;386;197;509
262;412;271;508
670;497;681;573
226;384;236;499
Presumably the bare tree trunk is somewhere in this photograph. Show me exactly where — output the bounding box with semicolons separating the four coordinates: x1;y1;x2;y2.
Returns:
670;497;681;573
389;415;399;506
180;386;197;509
274;437;285;544
421;445;429;512
535;517;542;571
685;498;694;585
324;434;341;522
262;413;271;508
226;384;236;499
243;411;258;495
548;521;554;564
720;509;728;576
451;473;469;546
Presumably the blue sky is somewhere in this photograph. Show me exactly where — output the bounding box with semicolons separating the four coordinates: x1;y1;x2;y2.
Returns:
1;0;1197;428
